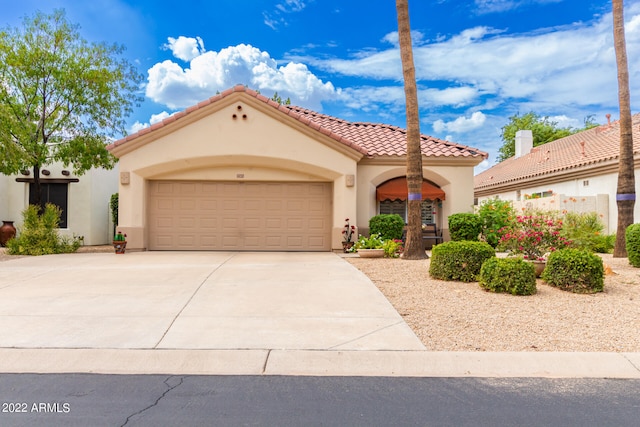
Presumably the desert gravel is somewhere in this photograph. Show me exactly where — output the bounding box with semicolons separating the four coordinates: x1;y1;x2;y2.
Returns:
346;253;640;352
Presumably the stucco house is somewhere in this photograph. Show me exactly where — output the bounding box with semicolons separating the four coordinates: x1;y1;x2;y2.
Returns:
474;114;640;234
108;85;487;251
0;163;118;245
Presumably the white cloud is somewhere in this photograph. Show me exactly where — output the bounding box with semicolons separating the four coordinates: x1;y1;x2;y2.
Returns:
146;42;336;111
163;36;205;62
305;5;640;117
128;111;174;134
474;0;561;14
264;0;309;29
433;111;487;133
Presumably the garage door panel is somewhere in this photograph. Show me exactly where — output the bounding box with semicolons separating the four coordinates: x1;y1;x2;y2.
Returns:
148;181;331;251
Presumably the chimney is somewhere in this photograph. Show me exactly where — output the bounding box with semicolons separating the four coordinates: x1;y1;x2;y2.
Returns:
515;130;533;158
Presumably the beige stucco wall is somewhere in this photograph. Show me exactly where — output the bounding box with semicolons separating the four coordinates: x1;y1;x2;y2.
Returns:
356;163;477;240
0;163;117;246
115;97;361;250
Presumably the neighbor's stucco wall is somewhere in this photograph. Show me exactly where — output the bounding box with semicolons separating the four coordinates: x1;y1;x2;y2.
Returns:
476;169;640;235
115;100;360;250
0;163;117;246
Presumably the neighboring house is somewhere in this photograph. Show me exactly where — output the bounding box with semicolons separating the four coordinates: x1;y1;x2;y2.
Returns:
0;163;118;245
108;85;487;251
474;114;640;234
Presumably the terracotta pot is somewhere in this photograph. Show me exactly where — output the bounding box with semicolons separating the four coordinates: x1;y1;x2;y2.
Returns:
0;221;17;247
357;248;384;258
342;241;355;253
530;260;546;278
113;241;127;254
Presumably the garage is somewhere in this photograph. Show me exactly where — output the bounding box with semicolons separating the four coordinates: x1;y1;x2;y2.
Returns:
148;181;332;251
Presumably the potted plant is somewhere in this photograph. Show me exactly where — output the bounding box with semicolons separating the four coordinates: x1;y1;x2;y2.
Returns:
354;233;385;258
341;218;356;252
113;231;127;254
498;214;571;276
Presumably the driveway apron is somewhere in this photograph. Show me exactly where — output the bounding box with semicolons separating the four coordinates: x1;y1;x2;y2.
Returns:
0;252;424;351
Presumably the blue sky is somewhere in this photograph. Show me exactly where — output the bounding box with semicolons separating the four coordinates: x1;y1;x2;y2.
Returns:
4;0;640;172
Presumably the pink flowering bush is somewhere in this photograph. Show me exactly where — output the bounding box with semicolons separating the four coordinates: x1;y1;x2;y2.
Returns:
498;214;571;261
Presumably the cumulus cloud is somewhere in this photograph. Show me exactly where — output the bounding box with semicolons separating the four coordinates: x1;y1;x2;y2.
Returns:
163;36;205;62
433;111;487;133
129;111;174;134
145;42;336;110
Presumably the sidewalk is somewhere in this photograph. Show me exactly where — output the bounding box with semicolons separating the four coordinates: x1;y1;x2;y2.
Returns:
0;250;638;378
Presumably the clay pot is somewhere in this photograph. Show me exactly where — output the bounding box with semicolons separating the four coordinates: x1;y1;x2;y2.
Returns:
0;221;17;247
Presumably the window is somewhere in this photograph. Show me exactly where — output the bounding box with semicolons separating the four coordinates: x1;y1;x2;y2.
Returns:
379;199;436;224
29;183;69;228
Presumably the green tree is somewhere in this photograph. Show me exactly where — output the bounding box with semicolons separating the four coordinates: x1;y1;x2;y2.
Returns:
0;9;143;207
497;112;597;162
396;0;426;259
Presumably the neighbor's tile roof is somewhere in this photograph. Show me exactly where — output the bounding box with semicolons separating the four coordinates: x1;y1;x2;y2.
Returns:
474;113;640;191
110;85;487;160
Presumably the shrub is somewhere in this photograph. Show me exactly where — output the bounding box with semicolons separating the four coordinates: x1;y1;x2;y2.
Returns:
382;239;403;258
6;204;82;256
562;212;613;253
354;233;384;250
448;213;482;241
479;257;536;295
626;223;640;267
477;198;516;247
429;241;495;282
498;212;571;261
541;249;604;293
369;214;405;240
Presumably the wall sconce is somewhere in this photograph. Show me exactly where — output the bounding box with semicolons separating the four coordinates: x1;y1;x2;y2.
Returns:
62;170;70;176
345;174;355;187
20;170;30;176
42;169;51;176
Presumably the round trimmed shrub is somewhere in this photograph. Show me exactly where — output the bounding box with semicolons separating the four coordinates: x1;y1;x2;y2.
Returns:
541;249;604;293
369;214;405;241
429;241;495;282
479;257;536;295
625;223;640;267
448;213;482;241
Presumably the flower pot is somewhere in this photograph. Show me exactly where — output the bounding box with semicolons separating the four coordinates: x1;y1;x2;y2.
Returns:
530;260;546;278
113;241;127;254
0;221;17;247
357;248;384;258
342;241;355;253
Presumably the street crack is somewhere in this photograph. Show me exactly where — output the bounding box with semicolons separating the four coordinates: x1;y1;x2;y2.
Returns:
121;375;186;426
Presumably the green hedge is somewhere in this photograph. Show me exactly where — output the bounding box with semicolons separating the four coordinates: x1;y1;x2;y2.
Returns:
541;249;604;293
626;223;640;267
479;257;536;295
429;241;495;282
369;214;405;240
448;213;482;241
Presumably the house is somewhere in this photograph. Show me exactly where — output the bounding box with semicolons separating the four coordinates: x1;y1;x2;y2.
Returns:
107;85;487;251
0;163;118;245
474;114;640;234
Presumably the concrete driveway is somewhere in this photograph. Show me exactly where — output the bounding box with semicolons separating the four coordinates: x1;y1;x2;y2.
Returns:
0;251;424;351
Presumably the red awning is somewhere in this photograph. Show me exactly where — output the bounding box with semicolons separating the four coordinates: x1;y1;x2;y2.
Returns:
376;177;445;201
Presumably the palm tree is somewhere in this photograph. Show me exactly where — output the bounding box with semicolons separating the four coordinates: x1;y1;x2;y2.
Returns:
613;0;636;257
396;0;426;260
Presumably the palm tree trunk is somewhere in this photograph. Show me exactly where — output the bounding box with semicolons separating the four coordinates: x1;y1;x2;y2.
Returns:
613;0;636;258
396;0;426;260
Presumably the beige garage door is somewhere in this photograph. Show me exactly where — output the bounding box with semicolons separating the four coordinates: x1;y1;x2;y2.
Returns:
148;181;332;251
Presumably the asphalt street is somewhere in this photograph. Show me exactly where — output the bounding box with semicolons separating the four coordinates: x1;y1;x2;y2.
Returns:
1;374;639;427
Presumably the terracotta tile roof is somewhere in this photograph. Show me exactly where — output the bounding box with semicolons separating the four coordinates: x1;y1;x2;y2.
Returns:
109;85;487;160
474;113;640;191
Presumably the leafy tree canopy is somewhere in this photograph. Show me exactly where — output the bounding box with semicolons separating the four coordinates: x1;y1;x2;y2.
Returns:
0;9;143;190
497;112;598;162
